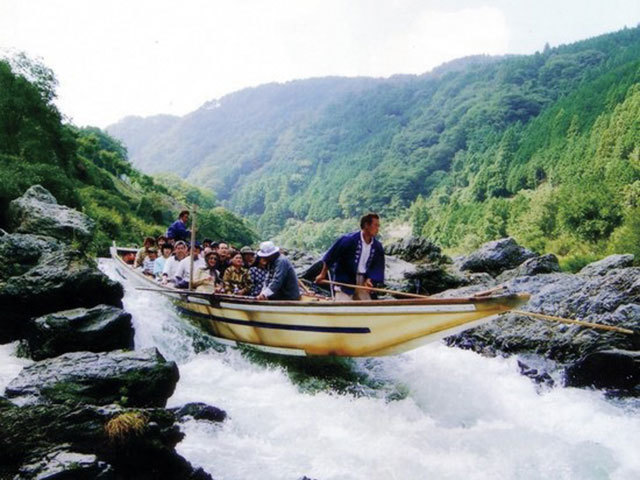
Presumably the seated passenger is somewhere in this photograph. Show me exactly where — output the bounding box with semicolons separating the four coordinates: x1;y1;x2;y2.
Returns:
193;252;223;293
216;242;231;277
142;248;158;277
256;241;301;301
161;240;188;285
174;244;206;289
240;246;256;268
249;256;269;297
154;244;173;278
135;236;156;268
222;252;252;295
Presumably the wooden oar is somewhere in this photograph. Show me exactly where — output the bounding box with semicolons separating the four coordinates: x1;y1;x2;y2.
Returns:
318;279;432;299
512;310;635;335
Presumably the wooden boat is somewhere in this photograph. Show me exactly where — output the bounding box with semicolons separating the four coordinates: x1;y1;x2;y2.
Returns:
111;246;530;357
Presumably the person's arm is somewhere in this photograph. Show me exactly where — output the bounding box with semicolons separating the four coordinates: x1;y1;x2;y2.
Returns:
314;236;345;284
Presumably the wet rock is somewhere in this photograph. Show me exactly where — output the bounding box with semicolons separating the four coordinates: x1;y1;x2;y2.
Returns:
578;254;635;276
172;402;227;423
16;447;115;479
517;360;555;388
456;237;536;277
0;233;123;342
24;305;134;361
497;254;561;282
385;236;448;264
0;402;212;480
5;348;179;408
402;263;465;295
8;185;95;249
565;349;640;394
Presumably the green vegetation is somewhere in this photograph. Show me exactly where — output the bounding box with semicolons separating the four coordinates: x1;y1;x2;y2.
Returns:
111;27;640;262
0;54;256;254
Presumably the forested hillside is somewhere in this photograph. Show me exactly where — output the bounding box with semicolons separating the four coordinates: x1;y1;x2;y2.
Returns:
109;27;640;265
0;54;256;254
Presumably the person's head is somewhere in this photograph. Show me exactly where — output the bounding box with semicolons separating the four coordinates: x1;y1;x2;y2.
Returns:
192;243;201;256
360;212;380;237
143;236;156;248
179;210;190;223
147;248;158;260
211;242;220;252
256;241;280;263
231;252;244;268
202;238;212;249
156;235;167;247
174;241;188;259
217;242;230;260
258;256;268;268
161;244;173;258
205;251;218;267
240;246;255;265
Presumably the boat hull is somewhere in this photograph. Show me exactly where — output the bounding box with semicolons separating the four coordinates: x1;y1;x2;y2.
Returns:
110;246;529;357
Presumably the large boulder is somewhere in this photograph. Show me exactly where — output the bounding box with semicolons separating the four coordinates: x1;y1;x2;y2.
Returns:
456;237;536;277
4;348;179;408
565;349;640;394
0;402;213;480
24;305;134;361
385;236;448;264
8;185;95;248
0;233;123;342
497;253;561;282
402;263;465;295
578;254;635;276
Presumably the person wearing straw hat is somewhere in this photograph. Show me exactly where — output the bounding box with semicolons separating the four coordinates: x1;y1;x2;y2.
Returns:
255;241;301;301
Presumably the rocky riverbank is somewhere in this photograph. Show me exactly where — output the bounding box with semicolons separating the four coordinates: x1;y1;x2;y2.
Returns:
0;186;221;479
389;236;640;397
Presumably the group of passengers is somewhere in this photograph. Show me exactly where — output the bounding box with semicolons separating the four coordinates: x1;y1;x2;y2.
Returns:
127;210;300;300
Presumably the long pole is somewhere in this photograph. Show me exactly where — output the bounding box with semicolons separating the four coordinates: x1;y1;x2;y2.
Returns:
318;279;430;299
188;205;197;290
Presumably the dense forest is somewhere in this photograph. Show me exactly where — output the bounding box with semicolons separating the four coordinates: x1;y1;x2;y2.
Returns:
0;54;256;255
110;27;640;267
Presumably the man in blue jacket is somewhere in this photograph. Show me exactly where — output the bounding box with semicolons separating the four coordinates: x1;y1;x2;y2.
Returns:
166;210;191;243
314;213;384;301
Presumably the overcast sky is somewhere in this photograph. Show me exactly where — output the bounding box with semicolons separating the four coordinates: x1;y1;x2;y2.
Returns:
1;0;638;128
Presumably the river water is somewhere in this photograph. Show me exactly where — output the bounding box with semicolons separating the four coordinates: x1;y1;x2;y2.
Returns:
1;259;639;480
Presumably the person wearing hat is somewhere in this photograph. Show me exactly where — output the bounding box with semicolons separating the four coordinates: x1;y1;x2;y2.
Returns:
240;246;256;268
255;241;301;301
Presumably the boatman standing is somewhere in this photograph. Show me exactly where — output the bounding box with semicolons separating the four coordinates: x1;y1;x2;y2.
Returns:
166;210;191;243
314;213;384;301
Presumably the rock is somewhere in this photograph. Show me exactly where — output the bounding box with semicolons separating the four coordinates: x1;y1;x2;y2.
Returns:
16;447;115;479
578;254;635;276
24;305;134;361
456;237;536;277
497;254;561;282
385;236;448;264
0;233;123;342
5;348;179;408
8;185;95;249
565;349;640;394
0;402;212;480
172;402;227;423
402;263;465;295
385;255;417;291
444;267;640;365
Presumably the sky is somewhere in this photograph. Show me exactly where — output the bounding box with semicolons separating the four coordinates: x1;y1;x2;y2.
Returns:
1;0;639;128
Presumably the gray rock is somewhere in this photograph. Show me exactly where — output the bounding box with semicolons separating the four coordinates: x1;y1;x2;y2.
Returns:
402;263;465;295
385;236;448;264
172;402;227;423
457;237;536;277
579;254;635;276
5;348;179;408
8;185;95;248
25;305;134;361
16;447;115;479
0;233;123;342
565;349;640;393
497;253;561;282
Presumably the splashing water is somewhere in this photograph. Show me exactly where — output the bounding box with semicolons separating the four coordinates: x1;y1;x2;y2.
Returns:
3;258;637;480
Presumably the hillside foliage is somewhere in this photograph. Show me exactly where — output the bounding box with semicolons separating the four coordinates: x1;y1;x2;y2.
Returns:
110;27;640;261
0;55;256;254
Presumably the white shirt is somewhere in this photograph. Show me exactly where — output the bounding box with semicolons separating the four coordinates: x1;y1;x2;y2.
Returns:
175;256;205;282
357;231;373;274
162;255;182;281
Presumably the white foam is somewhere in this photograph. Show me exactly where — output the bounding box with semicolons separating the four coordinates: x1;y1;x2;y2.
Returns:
0;342;32;392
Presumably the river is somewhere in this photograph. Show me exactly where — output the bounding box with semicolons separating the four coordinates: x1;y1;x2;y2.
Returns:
2;259;639;480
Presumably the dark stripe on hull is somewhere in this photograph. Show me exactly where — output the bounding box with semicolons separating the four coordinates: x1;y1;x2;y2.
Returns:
176;306;371;334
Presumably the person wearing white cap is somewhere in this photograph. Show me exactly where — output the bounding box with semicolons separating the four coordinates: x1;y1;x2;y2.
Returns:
255;241;301;301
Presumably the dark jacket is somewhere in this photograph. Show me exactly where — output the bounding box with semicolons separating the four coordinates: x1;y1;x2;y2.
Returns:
264;254;300;300
322;231;384;295
166;219;190;241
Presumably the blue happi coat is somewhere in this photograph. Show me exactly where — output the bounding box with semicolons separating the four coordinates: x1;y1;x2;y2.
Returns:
322;231;385;295
166;219;190;241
